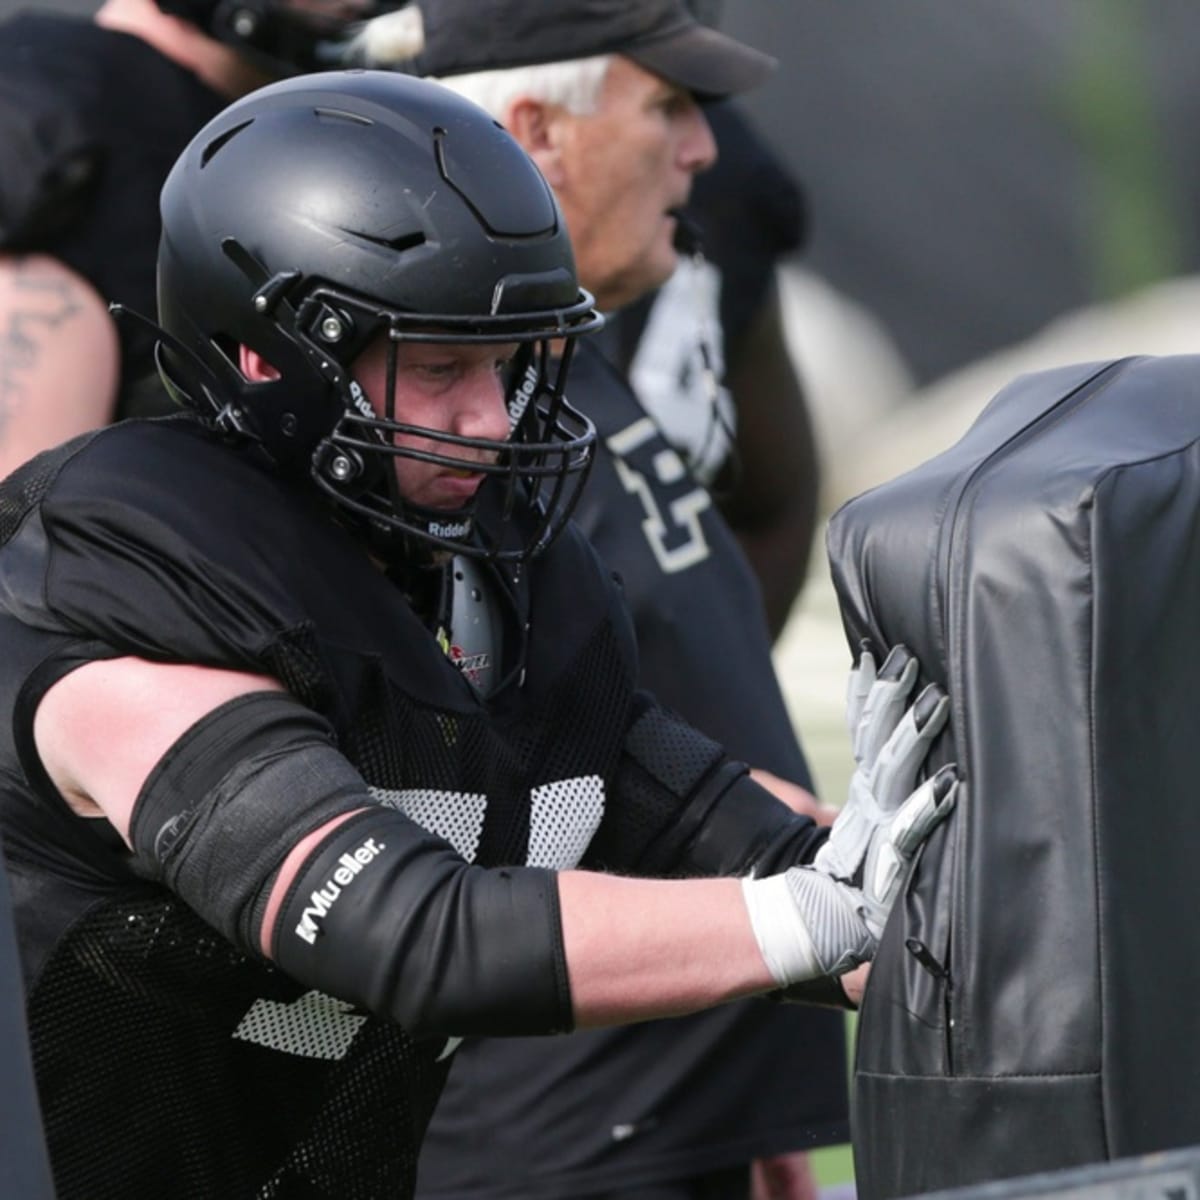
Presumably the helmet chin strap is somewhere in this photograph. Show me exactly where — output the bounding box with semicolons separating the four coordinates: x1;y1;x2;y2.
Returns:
407;502;475;543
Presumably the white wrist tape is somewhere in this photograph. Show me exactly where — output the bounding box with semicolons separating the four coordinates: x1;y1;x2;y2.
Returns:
742;869;876;986
741;873;823;986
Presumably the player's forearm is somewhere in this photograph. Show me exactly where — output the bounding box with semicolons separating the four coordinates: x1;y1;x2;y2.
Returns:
558;870;774;1027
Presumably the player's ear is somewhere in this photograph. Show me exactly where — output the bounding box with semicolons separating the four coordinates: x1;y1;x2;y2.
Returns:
506;96;566;188
239;345;281;383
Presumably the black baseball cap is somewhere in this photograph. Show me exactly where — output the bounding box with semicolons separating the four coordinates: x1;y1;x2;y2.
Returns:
412;0;776;99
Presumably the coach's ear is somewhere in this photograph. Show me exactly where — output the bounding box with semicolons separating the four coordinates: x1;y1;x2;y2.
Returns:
505;96;567;188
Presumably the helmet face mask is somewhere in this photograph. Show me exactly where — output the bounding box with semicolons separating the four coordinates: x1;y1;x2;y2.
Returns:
154;71;602;564
298;286;598;563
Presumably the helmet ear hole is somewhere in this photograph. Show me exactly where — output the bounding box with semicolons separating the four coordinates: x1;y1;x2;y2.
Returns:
237;344;282;384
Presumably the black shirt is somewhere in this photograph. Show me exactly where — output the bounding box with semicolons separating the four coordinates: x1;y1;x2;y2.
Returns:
0;857;54;1200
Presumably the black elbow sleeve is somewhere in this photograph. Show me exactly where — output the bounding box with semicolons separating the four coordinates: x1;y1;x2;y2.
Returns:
272;810;572;1039
130;690;572;1039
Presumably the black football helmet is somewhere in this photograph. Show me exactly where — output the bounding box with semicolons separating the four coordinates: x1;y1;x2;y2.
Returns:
156;1;408;75
154;70;601;563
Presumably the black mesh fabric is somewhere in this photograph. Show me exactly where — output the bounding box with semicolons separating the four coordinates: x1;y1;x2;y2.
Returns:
0;434;92;543
340;620;633;871
29;893;444;1199
622;702;726;794
19;614;635;1197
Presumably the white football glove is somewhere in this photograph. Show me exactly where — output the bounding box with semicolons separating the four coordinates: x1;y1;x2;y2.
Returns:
742;644;958;984
817;645;947;879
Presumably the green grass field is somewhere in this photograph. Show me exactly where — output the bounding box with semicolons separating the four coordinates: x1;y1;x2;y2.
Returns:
812;1138;856;1190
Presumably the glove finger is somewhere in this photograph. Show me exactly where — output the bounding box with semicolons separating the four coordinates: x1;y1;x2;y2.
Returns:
885;764;959;860
862;767;959;938
853;645;918;764
869;683;949;810
844;641;877;750
814;778;876;880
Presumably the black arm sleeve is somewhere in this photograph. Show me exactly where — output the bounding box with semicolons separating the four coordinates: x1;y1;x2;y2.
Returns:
129;691;572;1039
584;696;827;877
272;810;570;1038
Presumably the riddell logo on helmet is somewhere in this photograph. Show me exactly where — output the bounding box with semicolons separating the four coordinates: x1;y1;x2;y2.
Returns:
293;836;386;945
507;362;540;427
429;519;470;539
348;380;373;419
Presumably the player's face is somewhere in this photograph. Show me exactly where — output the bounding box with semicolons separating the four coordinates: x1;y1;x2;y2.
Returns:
549;56;717;312
353;337;517;510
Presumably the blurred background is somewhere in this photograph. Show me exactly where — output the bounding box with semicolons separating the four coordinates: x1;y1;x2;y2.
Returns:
8;0;1200;1184
721;0;1200;514
708;0;1200;820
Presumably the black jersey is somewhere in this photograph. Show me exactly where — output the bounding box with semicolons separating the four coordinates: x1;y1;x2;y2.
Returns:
571;343;810;775
0;415;660;1200
416;344;848;1199
0;13;224;416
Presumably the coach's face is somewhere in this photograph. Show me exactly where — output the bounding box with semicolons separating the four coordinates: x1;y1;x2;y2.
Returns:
533;56;717;312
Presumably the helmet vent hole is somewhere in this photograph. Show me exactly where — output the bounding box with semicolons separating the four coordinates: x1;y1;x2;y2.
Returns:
349;230;427;254
200;120;254;168
313;107;374;127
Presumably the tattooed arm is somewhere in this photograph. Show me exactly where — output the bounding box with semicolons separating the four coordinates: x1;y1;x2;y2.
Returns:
0;253;120;477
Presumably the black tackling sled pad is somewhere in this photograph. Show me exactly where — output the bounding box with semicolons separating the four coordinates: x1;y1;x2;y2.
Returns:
825;355;1200;1199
